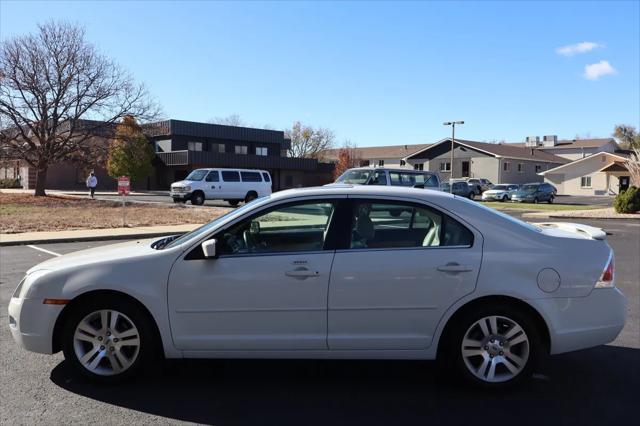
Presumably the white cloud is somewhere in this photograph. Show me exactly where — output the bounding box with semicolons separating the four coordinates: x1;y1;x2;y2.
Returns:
556;42;603;56
583;60;617;80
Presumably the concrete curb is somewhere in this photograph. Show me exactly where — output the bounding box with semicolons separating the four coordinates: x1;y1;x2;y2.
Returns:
0;230;185;247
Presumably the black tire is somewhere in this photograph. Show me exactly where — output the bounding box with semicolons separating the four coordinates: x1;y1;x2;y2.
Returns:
61;295;158;383
442;302;544;388
191;191;205;206
244;191;258;203
228;200;240;207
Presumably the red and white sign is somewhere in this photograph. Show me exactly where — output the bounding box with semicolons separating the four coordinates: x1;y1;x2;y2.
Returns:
118;176;130;195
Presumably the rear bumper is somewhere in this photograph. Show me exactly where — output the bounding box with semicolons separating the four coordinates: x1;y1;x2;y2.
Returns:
8;297;63;354
529;288;627;355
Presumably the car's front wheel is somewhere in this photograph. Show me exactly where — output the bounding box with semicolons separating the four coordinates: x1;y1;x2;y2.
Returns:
445;304;543;387
62;297;157;382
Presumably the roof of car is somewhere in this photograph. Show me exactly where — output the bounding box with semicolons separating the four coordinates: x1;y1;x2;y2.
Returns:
272;184;454;201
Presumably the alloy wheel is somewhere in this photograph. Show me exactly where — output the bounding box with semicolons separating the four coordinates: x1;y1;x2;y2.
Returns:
460;315;530;383
73;309;141;376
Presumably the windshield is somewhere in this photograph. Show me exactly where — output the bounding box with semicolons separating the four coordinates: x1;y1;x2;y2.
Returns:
492;185;508;190
336;170;372;184
161;199;262;249
185;169;208;181
521;184;539;193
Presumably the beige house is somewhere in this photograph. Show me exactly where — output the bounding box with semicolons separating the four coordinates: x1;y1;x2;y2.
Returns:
320;144;429;168
540;152;632;196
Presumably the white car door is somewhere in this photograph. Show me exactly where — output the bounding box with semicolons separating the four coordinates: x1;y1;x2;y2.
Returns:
168;198;341;351
328;198;482;350
203;170;222;199
220;170;242;199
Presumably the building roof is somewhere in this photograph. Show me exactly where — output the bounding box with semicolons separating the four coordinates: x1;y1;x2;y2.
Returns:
406;138;569;163
509;138;616;150
539;152;632;175
320;143;430;162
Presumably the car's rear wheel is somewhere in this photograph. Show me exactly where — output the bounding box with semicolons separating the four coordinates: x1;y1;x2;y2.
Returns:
62;297;156;383
445;304;543;387
191;191;205;206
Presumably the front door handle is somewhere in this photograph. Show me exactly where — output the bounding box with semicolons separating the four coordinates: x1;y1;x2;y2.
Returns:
437;263;474;273
285;267;320;278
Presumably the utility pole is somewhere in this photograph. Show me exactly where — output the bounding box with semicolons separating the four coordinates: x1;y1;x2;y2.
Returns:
443;121;464;193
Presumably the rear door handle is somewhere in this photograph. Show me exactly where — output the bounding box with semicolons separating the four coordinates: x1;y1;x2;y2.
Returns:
437;263;474;273
285;268;320;278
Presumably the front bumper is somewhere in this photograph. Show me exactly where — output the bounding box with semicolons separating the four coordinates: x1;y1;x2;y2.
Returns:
529;288;627;355
170;191;192;200
8;297;63;354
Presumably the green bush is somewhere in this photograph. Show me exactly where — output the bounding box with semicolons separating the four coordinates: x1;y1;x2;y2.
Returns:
613;185;640;213
0;178;22;188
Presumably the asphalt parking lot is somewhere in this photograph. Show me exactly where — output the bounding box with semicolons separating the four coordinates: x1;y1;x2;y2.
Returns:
0;218;638;425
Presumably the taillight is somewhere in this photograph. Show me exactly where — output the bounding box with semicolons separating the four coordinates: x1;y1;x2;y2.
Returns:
595;254;615;288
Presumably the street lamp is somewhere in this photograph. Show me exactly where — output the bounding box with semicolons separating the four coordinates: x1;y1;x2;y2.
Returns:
443;121;464;193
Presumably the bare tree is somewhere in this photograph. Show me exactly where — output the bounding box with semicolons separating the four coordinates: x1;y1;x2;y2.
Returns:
286;121;335;159
208;113;246;127
0;21;160;196
614;124;640;150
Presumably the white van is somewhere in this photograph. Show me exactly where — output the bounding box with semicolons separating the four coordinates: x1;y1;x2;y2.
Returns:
170;168;272;206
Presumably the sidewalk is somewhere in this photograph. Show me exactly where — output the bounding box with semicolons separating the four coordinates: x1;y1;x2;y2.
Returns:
0;224;201;246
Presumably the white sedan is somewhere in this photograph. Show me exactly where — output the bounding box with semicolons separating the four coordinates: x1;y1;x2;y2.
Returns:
8;185;626;386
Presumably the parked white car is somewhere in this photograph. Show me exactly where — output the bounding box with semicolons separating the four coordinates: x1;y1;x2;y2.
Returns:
170;168;272;206
482;184;521;202
9;186;626;386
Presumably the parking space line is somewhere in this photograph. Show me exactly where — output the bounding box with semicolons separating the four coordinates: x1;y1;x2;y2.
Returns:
27;245;62;257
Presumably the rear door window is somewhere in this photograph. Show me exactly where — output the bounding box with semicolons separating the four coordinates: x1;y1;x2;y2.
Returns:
241;171;262;182
221;171;240;182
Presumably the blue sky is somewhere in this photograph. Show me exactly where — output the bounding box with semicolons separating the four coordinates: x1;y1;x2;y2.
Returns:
1;1;639;146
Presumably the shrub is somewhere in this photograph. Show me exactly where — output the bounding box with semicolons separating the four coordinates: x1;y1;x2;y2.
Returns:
613;185;640;213
0;178;22;189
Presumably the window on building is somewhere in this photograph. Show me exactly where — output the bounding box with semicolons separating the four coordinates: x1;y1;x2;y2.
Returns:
256;147;268;156
378;160;385;166
517;163;524;173
439;162;451;172
580;176;592;188
235;145;248;155
414;163;424;171
503;162;511;172
535;165;542;173
400;159;406;166
188;141;203;151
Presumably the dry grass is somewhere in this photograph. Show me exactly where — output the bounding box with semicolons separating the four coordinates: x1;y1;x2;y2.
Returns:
0;193;230;233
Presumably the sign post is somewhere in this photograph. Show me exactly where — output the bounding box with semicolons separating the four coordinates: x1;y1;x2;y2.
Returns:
118;176;130;227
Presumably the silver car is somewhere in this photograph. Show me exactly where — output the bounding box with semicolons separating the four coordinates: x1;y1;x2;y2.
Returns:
482;184;520;202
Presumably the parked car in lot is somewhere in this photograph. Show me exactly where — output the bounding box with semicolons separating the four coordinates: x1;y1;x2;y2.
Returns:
441;181;476;199
466;178;493;195
482;184;521;202
170;168;272;206
335;167;440;189
511;182;555;204
9;185;625;386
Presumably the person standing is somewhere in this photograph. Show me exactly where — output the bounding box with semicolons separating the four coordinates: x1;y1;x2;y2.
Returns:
86;171;98;198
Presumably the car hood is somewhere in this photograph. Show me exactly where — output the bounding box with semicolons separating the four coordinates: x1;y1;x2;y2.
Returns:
27;238;161;274
171;180;196;187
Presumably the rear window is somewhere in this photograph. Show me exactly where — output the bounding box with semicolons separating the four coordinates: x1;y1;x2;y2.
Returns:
221;171;240;182
241;171;262;182
262;172;271;182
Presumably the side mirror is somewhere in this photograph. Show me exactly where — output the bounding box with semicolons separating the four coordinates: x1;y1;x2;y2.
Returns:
201;239;217;259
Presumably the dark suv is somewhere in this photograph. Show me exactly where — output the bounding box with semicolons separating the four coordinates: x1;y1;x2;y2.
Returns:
511;182;555;203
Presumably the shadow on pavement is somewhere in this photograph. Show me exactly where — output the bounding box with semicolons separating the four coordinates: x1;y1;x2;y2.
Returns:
50;345;639;426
